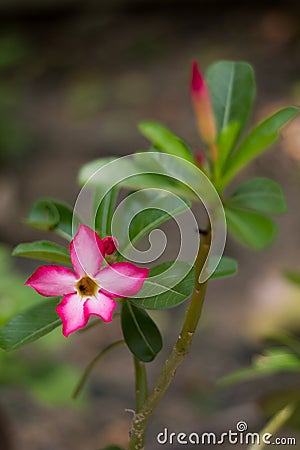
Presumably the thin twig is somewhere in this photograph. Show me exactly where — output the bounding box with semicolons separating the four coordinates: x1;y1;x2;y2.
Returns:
248;403;296;450
73;339;125;399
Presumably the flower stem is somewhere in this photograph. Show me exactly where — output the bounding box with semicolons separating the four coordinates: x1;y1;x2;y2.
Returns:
73;339;125;399
134;357;148;412
128;228;211;449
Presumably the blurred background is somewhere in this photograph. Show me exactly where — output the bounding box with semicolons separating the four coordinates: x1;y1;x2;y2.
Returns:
1;0;300;449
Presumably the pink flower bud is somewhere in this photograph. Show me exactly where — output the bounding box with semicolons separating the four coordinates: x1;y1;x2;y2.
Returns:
102;236;118;256
194;150;206;167
191;61;217;149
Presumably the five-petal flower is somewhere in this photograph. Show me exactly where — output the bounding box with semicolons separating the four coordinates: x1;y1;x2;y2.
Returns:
25;224;149;337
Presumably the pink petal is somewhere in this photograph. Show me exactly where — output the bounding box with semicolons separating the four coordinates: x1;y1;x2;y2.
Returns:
56;293;88;337
84;292;116;322
95;262;149;298
25;265;77;297
70;224;104;277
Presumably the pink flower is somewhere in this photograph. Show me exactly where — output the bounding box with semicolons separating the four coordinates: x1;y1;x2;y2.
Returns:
25;224;149;337
191;61;217;151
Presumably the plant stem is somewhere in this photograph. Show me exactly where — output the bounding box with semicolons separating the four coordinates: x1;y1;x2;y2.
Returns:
73;340;124;399
248;403;296;450
134;357;148;412
128;228;211;449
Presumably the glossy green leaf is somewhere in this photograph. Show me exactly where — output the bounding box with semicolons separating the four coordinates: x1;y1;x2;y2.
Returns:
94;186;119;236
217;122;241;168
209;256;238;279
51;201;76;239
225;207;277;250
206;61;255;137
222;106;299;187
129;261;194;310
220;348;300;385
12;241;71;265
25;199;59;231
139;121;194;163
0;298;61;351
121;302;162;362
216;121;241;170
78;155;198;201
25;199;78;240
113;189;190;255
226;177;287;215
130;258;237;311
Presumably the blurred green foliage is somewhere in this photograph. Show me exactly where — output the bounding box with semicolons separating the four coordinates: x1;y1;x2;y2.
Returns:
0;245;84;408
0;33;31;166
0;34;29;69
0;245;38;326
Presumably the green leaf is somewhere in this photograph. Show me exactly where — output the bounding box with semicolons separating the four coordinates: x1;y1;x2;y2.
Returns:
78;155;198;201
222;106;300;187
12;241;71;265
226;177;287;215
225;207;277;250
0;298;61;351
121;302;162;362
25;199;79;240
129;257;237;311
94;186;119;236
220;348;300;385
266;331;300;355
112;189;190;255
216;121;241;170
209;256;238;279
139;121;195;163
52;201;77;239
206;61;255;138
129;261;194;310
25;199;59;231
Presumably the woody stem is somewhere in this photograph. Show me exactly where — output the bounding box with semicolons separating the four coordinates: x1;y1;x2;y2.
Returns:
128;227;211;449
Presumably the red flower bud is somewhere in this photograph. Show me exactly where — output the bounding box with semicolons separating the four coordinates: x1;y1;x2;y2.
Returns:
191;61;217;151
194;150;206;167
102;236;118;256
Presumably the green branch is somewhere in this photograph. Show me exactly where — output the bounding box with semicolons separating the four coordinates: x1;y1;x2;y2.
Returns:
134;356;148;412
128;228;211;449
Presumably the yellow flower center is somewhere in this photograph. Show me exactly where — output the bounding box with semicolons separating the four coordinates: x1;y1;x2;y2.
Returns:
76;276;98;297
